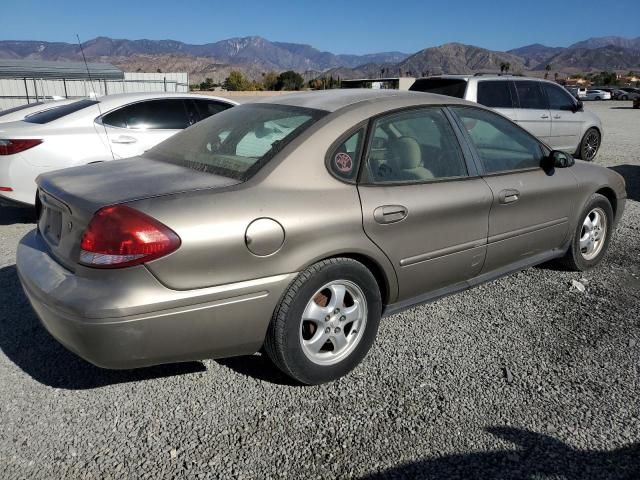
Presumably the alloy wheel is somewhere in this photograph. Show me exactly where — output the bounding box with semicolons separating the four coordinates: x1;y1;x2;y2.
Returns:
580;207;607;261
583;131;600;161
299;280;367;366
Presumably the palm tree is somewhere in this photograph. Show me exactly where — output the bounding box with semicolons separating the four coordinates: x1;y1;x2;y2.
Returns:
545;64;551;79
504;62;511;74
500;62;506;74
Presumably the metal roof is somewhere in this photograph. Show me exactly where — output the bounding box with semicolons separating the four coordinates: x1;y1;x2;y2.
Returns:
0;59;124;80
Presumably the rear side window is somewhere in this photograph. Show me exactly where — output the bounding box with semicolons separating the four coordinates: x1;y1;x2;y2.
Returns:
366;107;467;184
24;99;98;124
477;81;515;108
194;100;233;120
409;78;468;98
102;99;190;130
328;129;364;182
514;81;547;109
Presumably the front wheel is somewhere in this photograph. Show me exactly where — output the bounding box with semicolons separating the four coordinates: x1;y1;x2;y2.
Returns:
264;258;382;384
576;128;601;161
559;193;613;271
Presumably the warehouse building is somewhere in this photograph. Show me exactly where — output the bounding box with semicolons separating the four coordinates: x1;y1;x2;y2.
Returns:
0;59;188;110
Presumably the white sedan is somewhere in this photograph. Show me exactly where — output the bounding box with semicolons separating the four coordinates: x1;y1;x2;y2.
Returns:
0;93;237;207
583;89;612;101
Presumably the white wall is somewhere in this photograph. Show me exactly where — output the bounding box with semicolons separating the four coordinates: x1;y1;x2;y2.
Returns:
0;72;189;110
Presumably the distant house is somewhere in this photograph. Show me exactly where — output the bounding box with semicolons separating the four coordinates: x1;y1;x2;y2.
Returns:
341;77;416;91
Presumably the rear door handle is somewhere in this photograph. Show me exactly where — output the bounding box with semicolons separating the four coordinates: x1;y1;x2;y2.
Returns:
553;114;561;119
373;205;408;224
540;114;550;119
499;189;520;204
111;135;138;144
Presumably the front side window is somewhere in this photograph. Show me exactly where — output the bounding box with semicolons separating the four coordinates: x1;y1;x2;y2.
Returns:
544;84;577;111
146;104;326;181
366;107;467;184
477;81;515;108
102;99;190;130
451;107;543;174
514;81;547;109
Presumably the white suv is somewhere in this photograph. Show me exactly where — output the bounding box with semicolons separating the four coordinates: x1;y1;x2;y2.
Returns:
410;75;603;161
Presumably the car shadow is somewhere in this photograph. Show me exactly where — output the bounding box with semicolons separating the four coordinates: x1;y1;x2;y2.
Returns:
359;427;640;479
0;264;206;390
0;206;36;225
609;106;636;110
215;354;300;386
610;165;640;202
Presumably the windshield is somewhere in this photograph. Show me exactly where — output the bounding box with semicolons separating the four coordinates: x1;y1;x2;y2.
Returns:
409;78;468;98
145;104;327;181
24;99;99;124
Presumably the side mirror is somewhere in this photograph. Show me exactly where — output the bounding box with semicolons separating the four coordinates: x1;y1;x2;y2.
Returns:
573;100;584;112
543;150;575;171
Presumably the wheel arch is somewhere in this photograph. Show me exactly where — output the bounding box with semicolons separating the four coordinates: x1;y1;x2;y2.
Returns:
595;186;617;218
306;252;395;307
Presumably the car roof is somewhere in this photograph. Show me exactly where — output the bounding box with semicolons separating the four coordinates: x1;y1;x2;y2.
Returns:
415;74;560;84
250;89;475;112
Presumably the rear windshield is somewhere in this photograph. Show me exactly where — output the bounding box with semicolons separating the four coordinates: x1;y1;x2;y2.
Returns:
409;78;468;98
24;99;98;124
0;102;45;118
145;104;327;181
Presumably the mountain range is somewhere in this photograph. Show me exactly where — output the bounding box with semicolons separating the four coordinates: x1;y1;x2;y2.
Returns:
0;35;638;84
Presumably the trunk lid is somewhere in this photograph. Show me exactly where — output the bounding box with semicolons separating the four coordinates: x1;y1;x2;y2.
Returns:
36;155;241;271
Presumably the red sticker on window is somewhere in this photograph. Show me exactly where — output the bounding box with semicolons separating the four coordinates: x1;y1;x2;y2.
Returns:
334;152;353;173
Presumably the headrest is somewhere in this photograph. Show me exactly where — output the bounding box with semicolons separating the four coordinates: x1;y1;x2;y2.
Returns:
391;137;422;169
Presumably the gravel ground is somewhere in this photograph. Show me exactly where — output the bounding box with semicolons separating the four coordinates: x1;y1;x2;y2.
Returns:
1;101;639;479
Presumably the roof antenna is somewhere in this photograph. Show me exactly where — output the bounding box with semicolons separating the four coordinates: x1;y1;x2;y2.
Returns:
76;34;115;161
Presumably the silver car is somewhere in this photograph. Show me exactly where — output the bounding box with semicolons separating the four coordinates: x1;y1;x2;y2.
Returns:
410;75;603;161
17;90;626;384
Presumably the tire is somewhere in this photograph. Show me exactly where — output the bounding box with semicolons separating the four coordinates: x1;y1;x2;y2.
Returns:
576;127;601;161
558;193;613;271
622;95;628;101
264;258;382;384
595;96;601;101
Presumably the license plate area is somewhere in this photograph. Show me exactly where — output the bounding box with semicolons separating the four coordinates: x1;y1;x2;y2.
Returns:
38;191;65;246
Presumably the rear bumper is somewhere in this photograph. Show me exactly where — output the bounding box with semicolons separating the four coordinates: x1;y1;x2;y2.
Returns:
17;230;296;369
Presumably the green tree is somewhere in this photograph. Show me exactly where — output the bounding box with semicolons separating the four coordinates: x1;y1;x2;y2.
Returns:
223;70;250;91
262;71;279;90
199;77;215;91
276;70;305;91
544;64;551;79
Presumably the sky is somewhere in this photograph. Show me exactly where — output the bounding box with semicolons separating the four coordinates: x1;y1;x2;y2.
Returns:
3;0;639;55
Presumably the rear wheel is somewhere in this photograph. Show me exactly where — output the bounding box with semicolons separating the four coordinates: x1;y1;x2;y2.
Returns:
264;258;382;384
559;193;613;271
576;128;601;161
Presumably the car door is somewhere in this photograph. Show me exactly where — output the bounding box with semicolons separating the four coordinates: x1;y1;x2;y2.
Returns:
512;80;552;144
98;99;191;159
449;106;577;274
357;107;493;302
542;82;584;152
474;79;519;122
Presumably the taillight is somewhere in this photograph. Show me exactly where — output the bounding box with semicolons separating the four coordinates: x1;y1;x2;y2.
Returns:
79;205;181;268
0;139;42;155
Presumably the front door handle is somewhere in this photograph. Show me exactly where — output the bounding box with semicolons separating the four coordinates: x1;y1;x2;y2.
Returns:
374;205;408;224
499;189;520;204
553;114;561;119
540;114;550;119
111;135;138;144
